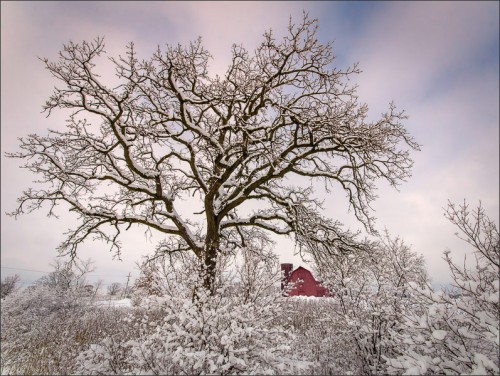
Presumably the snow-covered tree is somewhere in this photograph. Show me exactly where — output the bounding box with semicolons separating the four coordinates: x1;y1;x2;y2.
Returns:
312;231;429;374
7;14;419;291
232;228;281;303
386;201;499;375
0;274;21;299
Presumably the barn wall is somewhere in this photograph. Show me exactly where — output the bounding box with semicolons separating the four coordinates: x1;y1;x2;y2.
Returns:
283;266;331;297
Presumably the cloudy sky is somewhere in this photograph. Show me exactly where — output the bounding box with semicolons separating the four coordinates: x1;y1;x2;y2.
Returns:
1;1;498;289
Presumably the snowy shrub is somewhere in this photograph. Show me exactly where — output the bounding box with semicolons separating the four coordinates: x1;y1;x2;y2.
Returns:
78;285;307;375
386;201;499;375
283;297;359;375
0;258;133;375
78;250;309;375
0;282;131;375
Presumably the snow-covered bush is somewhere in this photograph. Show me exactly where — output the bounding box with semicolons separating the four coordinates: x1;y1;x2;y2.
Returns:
0;281;131;375
283;297;359;375
78;251;309;375
386;201;499;375
79;289;303;375
0;258;132;375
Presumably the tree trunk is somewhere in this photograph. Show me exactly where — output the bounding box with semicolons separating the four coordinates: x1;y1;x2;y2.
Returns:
203;243;218;294
202;208;220;294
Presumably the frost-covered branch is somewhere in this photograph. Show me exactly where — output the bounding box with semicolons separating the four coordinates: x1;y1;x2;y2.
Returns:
386;201;499;375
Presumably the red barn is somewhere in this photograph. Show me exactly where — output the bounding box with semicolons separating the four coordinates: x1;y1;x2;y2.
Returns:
281;263;331;297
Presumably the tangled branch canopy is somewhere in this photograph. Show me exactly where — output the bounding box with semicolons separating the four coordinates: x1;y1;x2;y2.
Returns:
8;16;419;264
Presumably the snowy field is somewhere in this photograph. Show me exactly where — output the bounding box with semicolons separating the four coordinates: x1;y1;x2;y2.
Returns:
94;298;132;307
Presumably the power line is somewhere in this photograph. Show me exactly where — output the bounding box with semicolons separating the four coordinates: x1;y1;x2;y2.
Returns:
1;266;50;273
1;265;134;277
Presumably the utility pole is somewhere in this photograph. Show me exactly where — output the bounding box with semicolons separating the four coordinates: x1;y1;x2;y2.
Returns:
121;272;131;299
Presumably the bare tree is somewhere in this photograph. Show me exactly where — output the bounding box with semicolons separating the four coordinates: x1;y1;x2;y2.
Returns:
236;229;281;304
107;282;122;296
7;15;419;292
93;279;104;296
1;274;21;299
37;258;95;291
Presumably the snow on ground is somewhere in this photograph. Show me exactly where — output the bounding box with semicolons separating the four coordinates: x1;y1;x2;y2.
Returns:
94;298;132;307
287;295;335;301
